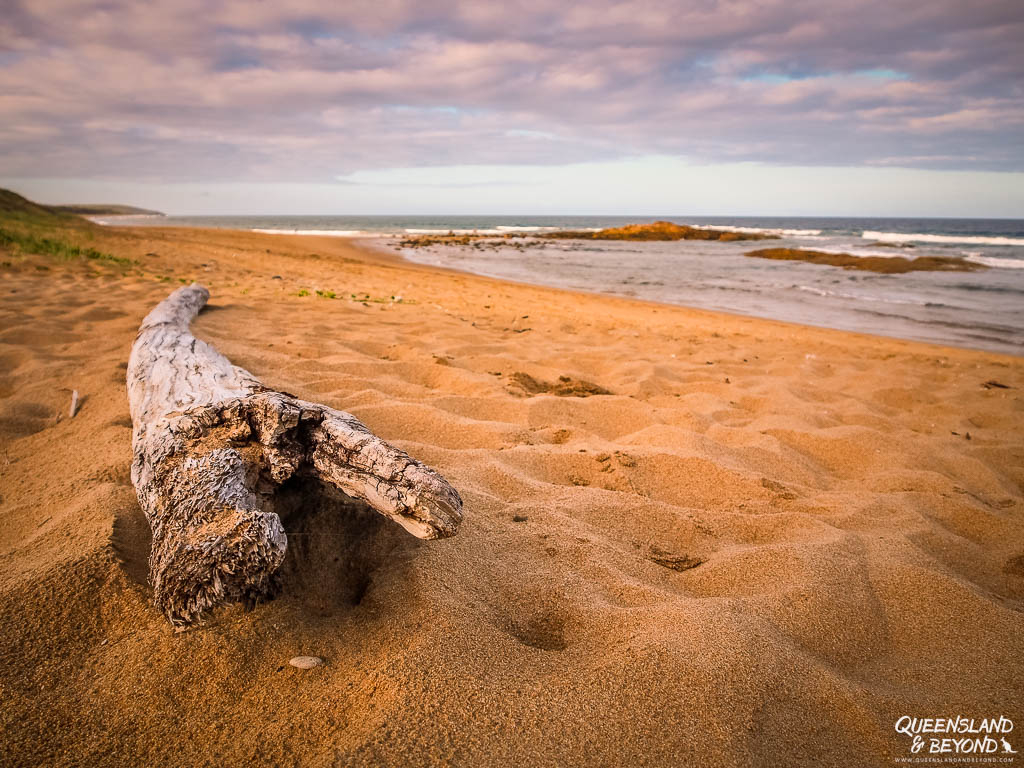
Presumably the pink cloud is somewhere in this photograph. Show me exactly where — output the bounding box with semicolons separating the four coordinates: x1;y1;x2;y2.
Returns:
0;0;1020;180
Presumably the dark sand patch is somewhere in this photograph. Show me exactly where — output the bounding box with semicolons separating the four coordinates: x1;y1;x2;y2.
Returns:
509;372;611;397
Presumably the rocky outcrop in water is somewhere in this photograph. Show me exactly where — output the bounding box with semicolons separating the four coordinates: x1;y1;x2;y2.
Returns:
745;247;985;273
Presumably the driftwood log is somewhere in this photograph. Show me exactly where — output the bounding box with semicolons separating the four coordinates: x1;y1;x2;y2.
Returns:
127;284;463;625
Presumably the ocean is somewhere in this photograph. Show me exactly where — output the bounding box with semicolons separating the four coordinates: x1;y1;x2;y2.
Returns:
98;214;1024;355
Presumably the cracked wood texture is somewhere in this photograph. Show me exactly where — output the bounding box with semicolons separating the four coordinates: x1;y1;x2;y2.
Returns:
127;284;463;625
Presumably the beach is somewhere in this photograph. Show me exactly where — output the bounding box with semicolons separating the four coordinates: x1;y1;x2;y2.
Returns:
103;213;1024;356
1;220;1022;766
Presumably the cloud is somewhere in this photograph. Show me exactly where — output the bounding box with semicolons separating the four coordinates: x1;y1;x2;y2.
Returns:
0;0;1021;181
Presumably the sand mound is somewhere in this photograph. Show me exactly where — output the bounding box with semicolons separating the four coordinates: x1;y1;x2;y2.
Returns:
1;221;1022;767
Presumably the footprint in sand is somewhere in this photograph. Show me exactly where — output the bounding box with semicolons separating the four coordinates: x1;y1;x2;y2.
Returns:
508;609;569;651
0;400;54;437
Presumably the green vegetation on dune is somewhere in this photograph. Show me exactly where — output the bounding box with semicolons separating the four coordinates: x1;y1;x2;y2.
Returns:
0;227;134;266
0;189;162;219
0;188;75;224
0;188;136;268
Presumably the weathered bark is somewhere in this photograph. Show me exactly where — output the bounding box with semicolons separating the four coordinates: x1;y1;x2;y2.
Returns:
127;284;463;626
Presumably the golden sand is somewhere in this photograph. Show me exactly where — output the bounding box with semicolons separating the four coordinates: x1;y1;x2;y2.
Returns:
1;222;1022;766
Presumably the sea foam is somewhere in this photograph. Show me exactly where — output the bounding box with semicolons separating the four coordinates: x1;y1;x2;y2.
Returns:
693;224;823;237
793;285;924;305
251;228;383;237
404;226;585;235
963;254;1024;269
814;246;904;258
405;228;505;235
864;231;1024;246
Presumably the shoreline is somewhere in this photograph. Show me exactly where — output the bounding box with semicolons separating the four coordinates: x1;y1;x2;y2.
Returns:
125;222;1024;361
353;232;1021;361
91;211;1024;357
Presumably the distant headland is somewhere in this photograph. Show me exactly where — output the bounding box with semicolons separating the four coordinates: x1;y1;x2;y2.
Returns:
49;203;165;216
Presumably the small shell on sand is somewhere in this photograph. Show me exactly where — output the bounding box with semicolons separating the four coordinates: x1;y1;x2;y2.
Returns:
289;656;323;670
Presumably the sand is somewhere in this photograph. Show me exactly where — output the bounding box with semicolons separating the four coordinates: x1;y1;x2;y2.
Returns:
1;222;1022;767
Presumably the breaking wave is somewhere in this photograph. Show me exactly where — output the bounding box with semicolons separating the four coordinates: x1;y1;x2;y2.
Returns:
793;285;925;305
251;228;384;237
693;224;823;237
814;246;905;258
963;253;1024;269
404;226;573;235
864;230;1024;246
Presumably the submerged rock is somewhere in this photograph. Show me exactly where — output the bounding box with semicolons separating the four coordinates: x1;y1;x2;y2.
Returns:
546;221;775;241
395;221;776;248
744;247;985;273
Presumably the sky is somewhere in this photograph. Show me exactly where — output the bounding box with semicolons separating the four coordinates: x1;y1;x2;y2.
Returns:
1;0;1023;216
